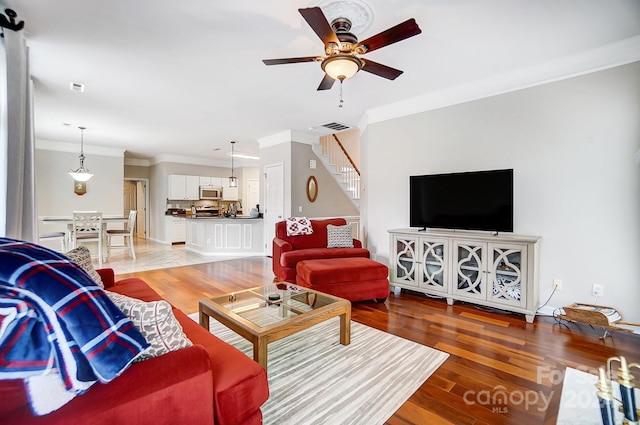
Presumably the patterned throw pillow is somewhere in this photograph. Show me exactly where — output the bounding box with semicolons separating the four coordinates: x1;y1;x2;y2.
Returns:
106;291;192;361
286;217;314;236
327;224;354;248
65;246;104;288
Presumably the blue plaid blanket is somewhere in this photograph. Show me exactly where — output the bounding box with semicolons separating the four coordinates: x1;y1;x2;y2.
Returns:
0;238;150;415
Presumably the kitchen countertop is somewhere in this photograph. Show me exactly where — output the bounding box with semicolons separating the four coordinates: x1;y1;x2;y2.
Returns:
187;216;261;220
166;214;261;220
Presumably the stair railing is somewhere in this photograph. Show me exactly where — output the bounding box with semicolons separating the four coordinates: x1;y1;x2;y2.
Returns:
320;134;361;200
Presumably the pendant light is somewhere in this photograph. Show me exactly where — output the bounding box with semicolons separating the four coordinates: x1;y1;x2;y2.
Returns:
229;141;238;188
68;126;94;182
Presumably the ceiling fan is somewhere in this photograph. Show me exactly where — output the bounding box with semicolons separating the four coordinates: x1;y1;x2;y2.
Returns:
262;7;421;91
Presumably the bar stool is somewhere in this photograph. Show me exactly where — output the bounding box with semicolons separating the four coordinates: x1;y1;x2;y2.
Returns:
39;232;67;252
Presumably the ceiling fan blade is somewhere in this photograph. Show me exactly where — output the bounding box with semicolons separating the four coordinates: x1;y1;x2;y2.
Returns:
262;56;319;65
355;18;421;53
317;74;335;91
361;59;404;80
298;7;340;47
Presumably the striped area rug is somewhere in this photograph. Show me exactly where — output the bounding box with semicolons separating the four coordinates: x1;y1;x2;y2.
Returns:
189;313;448;425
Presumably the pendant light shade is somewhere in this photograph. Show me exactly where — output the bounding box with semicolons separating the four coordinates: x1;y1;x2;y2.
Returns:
229;141;238;188
68;126;94;182
321;55;362;81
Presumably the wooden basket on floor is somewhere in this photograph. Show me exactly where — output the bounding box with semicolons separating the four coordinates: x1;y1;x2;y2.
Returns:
560;303;639;332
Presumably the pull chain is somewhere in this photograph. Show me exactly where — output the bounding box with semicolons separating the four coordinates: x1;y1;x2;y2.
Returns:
339;79;344;108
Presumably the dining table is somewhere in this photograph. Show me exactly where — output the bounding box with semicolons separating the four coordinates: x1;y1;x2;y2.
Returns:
39;215;129;250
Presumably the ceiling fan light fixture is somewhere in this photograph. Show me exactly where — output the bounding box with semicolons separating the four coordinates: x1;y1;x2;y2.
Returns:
322;55;361;80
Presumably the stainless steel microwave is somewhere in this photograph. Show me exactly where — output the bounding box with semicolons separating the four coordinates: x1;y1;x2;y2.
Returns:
199;186;222;199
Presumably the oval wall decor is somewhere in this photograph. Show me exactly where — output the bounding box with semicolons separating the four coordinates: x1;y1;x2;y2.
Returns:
307;176;318;202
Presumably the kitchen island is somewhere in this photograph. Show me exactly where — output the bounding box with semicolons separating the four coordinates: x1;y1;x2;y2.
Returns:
185;216;264;256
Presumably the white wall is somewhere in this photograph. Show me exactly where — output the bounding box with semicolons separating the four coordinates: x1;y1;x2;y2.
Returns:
36;149;124;235
363;61;640;323
260;141;293;219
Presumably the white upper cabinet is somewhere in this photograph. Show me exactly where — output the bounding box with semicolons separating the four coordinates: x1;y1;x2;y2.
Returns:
168;175;239;200
168;175;200;200
185;175;200;200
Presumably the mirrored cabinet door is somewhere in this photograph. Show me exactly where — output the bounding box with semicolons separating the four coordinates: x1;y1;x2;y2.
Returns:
488;244;527;308
420;238;449;293
452;240;486;300
392;236;418;286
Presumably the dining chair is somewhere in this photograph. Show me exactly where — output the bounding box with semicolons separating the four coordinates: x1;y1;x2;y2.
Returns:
38;231;67;252
72;211;103;268
106;210;137;261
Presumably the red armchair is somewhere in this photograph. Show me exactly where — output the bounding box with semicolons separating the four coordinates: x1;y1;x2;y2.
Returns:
272;218;370;283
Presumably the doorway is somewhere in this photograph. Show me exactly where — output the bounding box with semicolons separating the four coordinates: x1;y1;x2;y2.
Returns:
124;178;149;239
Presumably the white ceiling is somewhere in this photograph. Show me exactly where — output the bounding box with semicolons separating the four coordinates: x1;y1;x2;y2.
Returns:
3;0;640;166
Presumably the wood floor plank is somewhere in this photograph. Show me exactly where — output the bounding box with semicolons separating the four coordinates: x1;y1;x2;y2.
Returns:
117;257;640;425
460;311;511;327
386;398;460;425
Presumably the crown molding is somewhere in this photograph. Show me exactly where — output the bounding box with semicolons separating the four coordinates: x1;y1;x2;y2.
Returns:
257;129;320;148
36;138;125;157
124;157;151;167
150;154;229;167
257;130;293;149
363;35;640;129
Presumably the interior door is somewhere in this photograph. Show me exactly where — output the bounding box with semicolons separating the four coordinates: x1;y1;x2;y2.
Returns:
264;163;284;257
123;181;136;216
124;179;148;239
135;181;146;238
121;181;137;245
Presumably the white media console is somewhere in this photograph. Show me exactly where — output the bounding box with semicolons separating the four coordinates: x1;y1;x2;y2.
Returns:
388;228;540;323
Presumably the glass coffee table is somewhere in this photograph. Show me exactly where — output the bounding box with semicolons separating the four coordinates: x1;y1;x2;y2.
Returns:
199;283;351;370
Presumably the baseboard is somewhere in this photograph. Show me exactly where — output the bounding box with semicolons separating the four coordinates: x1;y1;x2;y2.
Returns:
537;305;559;317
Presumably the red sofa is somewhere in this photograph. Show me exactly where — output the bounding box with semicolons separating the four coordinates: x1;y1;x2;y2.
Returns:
0;269;269;425
272;218;370;283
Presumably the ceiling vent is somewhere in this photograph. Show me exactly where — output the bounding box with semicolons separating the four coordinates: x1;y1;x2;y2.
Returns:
321;122;351;131
69;82;85;92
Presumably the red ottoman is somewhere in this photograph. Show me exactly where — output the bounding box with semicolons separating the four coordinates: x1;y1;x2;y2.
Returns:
296;257;389;302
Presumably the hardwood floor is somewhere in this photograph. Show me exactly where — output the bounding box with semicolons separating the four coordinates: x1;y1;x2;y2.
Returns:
117;257;639;425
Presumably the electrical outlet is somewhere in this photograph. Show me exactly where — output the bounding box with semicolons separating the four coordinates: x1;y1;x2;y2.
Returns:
298;206;303;213
592;284;604;297
553;279;562;290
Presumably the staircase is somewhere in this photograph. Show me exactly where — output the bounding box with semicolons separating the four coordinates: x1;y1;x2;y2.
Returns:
312;134;360;211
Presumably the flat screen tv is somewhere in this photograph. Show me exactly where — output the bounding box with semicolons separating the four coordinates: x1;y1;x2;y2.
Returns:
410;169;513;233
